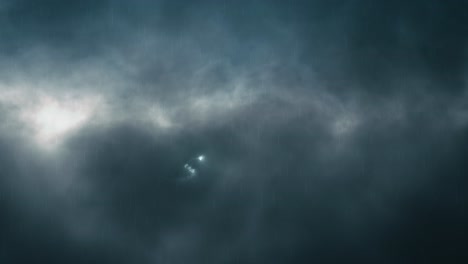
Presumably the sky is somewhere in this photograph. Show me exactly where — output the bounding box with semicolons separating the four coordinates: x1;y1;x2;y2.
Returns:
1;0;468;263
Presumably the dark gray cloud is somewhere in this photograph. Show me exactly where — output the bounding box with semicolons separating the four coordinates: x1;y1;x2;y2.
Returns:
1;0;468;263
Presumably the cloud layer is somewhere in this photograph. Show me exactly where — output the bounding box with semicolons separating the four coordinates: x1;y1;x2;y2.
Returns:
1;1;468;263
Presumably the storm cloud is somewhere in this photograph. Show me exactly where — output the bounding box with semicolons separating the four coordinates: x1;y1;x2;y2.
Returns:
1;1;468;263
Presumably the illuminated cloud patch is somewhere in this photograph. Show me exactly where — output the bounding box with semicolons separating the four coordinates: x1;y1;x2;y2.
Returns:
24;95;100;147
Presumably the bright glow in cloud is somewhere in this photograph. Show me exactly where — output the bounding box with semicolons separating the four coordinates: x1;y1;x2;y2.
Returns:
22;95;100;148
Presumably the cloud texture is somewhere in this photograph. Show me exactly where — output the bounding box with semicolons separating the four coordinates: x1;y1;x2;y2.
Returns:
1;1;468;263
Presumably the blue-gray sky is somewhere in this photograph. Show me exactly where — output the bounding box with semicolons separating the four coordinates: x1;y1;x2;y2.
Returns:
1;1;468;263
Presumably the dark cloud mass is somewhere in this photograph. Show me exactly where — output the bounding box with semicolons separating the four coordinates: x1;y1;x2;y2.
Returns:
1;0;468;263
